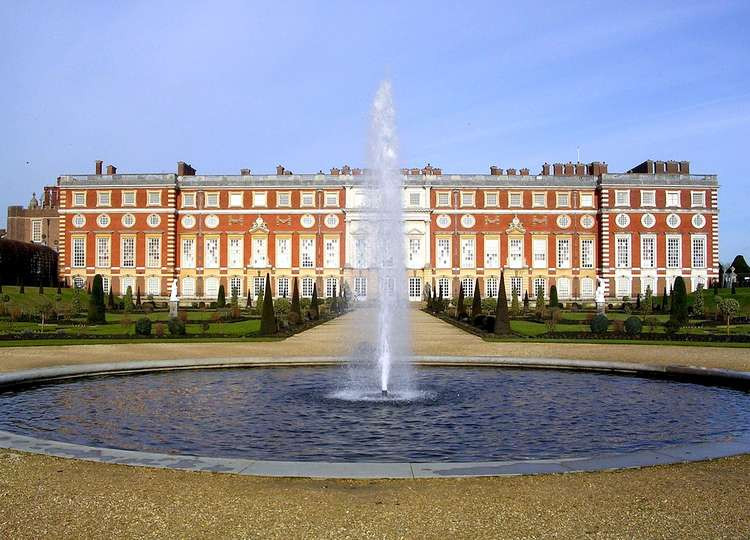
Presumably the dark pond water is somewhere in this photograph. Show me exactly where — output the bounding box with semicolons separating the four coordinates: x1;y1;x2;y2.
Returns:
1;366;749;462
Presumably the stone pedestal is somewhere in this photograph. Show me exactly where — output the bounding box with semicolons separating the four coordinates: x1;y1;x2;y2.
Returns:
169;300;179;319
596;301;605;315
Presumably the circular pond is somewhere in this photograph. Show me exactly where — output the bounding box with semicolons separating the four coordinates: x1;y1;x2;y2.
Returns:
1;366;749;462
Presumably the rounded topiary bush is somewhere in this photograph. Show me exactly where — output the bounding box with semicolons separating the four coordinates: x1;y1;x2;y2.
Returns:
167;318;186;336
135;317;152;336
590;314;610;334
624;316;642;336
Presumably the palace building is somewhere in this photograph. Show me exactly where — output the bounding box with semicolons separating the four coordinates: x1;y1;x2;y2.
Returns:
56;159;719;303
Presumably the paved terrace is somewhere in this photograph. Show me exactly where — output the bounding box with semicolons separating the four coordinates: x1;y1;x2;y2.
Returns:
1;309;749;538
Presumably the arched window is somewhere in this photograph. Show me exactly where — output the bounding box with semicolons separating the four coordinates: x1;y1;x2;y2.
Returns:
205;277;219;298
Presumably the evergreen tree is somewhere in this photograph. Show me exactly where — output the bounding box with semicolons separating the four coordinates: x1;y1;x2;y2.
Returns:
670;276;688;325
136;286;141;306
661;285;669;312
259;273;277;335
255;287;263;314
87;274;106;323
456;283;466;319
290;277;302;324
56;283;62;295
436;283;444;313
217;284;226;307
523;290;529;313
246;289;253;309
310;283;320;320
535;283;545;310
72;287;82;315
108;287;115;310
549;285;559;309
494;271;511;335
635;293;641;311
643;285;653;316
510;284;520;316
124;285;134;313
693;283;705;318
731;281;737;295
471;278;482;319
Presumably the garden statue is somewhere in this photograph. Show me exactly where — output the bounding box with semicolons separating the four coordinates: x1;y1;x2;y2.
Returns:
169;278;179;318
595;277;606;314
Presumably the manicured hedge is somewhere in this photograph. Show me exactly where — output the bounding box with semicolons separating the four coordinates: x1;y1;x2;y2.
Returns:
0;239;58;287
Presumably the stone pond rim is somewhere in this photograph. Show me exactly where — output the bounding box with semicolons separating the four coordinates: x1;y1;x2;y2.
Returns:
0;355;749;479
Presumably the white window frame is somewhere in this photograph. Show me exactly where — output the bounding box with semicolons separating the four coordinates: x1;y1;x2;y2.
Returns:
300;191;315;208
229;237;244;269
406;237;422;269
691;234;706;269
72;236;86;268
532;192;547;208
580;277;594;298
484;238;500;269
301;277;314;298
484;191;499;207
204;237;220;269
146;236;161;268
180;237;195;269
486;276;498;298
325;277;339;298
461;277;475;299
579;192;594;208
96;236;110;268
556;238;571;269
614;190;630;207
437;277;451;298
557;277;571;299
31;220;42;243
436;191;451;207
615;234;631;269
354;276;367;298
251;237;268;268
666;191;681;208
666;235;682;269
121;236;136;268
146;190;161;207
277;277;289;298
230;276;242;298
72;191;86;207
324;237;340;269
96;191;111;207
532;237;547;269
229;192;245;208
181;192;196;208
640;190;656;207
324;192;339;208
508;237;523;268
147;276;160;296
408;277;422;301
277;191;291;207
275;237;291;268
205;277;219;299
121;191;136;207
460;191;475;208
556;192;571;208
300;237;315;269
204;192;220;208
580;238;595;269
691;191;706;208
252;192;267;208
436;238;451;269
181;277;196;297
460;238;475;268
640;235;656;269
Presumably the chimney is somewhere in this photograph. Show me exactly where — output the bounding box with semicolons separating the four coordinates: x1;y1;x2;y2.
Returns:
410;168;421;175
433;168;442;175
240;168;251;176
106;164;117;175
679;161;690;174
575;163;586;175
177;162;195;176
489;165;501;176
654;161;665;174
563;162;574;176
601;162;608;174
341;165;351;175
553;163;564;175
519;168;530;176
352;168;362;176
284;170;293;175
330;167;340;176
666;160;679;174
541;163;550;175
95;160;103;175
275;165;284;175
506;168;517;175
589;162;602;175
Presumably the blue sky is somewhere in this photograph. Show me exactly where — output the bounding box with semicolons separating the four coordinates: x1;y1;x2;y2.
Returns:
1;1;748;260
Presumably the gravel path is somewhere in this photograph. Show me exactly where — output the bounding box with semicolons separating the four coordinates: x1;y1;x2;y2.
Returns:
1;308;749;538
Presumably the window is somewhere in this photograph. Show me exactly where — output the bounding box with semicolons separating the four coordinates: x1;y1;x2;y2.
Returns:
532;192;546;208
301;238;315;268
641;190;656;207
229;238;243;268
277;277;289;298
408;277;422;300
121;236;135;268
692;235;706;268
301;192;315;207
230;276;242;298
120;276;134;296
72;214;87;228
436;238;451;269
616;277;631;297
557;278;571;299
354;277;367;298
147;277;160;296
615;213;630;228
252;237;267;267
122;213;135;228
580;239;594;269
100;276;110;295
581;277;594;298
96;236;110;267
180;238;195;269
532;238;547;269
205;277;219;298
324;237;339;268
252;192;267;207
325;277;339;298
436;192;451;207
301;277;314;298
484;238;499;269
276;237;291;268
147;191;161;206
666;191;681;207
580;215;595;229
147;214;161;227
96;214;110;228
407;238;422;268
122;191;136;206
436;215;451;228
459;277;475;299
229;192;244;207
616;235;631;268
73;192;86;207
508;238;523;268
486;277;498;298
181;277;195;297
510;277;523;298
641;277;656;297
324;192;339;207
460;192;475;207
354;238;367;269
436;277;451;298
641;213;656;228
556;238;571;268
251;276;265;298
146;237;161;268
691;191;706;207
408;192;421;206
579;192;594;208
300;215;315;228
508;192;523;208
556;192;570;207
557;215;571;229
533;277;546;299
182;192;196;208
666;213;681;228
614;190;630;207
460;215;476;228
95;191;110;207
70;236;86;268
205;192;219;208
460;238;475;268
277;192;291;207
204;238;219;268
667;235;681;269
324;214;339;228
31;220;42;243
641;235;656;269
484;192;498;207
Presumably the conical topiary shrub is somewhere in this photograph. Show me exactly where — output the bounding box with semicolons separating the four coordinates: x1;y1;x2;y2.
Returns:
290;277;302;324
87;274;106;323
549;285;559;309
494;271;511;335
310;283;320;320
471;278;481;319
259;273;277;335
456;283;466;320
217;284;226;308
670;276;688;325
